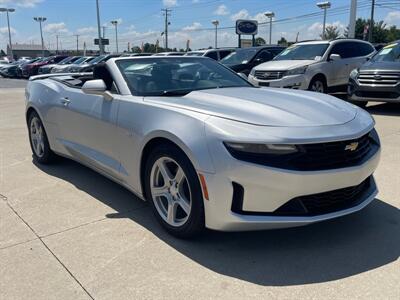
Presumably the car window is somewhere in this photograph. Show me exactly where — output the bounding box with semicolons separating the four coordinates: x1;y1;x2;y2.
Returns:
54;56;67;63
116;57;252;96
205;51;219;60
255;50;273;62
274;44;329;60
219;50;233;60
354;42;375;57
330;42;353;58
220;48;258;65
371;42;400;62
269;48;285;56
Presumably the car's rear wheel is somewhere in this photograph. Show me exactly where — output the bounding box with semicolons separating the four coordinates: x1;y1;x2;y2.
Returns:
28;111;56;164
309;77;327;93
144;144;205;238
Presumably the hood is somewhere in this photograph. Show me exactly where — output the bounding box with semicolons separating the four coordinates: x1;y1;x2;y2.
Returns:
145;87;357;127
360;60;400;72
254;60;316;71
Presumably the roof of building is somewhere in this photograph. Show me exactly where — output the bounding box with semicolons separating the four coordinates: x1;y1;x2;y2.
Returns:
9;44;48;51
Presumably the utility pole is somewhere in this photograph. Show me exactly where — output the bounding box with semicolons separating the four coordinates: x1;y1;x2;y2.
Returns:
111;20;119;53
348;0;357;38
56;34;59;54
162;8;171;50
95;0;103;54
264;11;275;44
102;26;106;38
212;20;219;48
0;8;15;60
33;17;47;57
317;2;331;39
368;0;375;42
74;34;80;54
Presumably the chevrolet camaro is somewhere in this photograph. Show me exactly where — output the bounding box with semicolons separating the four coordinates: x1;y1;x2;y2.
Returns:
25;56;380;237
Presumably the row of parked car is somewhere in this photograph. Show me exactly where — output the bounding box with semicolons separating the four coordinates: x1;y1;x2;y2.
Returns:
1;38;398;105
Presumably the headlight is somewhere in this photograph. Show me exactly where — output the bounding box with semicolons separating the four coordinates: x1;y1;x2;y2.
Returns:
350;68;359;79
224;142;298;155
249;68;256;76
286;66;308;76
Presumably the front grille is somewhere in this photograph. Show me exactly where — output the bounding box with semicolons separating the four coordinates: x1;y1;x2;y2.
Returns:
274;177;372;216
355;91;399;99
292;133;375;171
226;131;379;171
358;72;400;86
254;70;286;80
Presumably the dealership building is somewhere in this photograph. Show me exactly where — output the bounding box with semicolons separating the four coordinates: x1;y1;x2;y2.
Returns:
7;44;50;59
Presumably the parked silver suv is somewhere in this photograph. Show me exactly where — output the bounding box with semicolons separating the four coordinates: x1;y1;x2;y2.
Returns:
248;39;375;93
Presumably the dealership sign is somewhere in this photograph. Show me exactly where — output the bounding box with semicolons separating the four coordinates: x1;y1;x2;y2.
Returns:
236;20;258;35
94;38;110;45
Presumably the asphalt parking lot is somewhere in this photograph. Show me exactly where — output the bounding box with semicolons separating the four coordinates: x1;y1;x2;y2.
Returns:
0;78;399;300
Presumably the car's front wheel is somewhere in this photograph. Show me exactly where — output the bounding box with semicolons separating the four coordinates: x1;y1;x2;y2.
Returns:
144;144;205;238
308;77;327;93
28;111;56;164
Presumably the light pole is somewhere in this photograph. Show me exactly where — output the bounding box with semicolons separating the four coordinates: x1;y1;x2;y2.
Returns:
33;17;47;57
317;2;331;40
264;11;275;45
0;8;15;60
212;20;219;48
111;20;119;53
96;0;104;54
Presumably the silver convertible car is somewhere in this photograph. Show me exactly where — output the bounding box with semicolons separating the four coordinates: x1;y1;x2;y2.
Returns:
25;56;381;237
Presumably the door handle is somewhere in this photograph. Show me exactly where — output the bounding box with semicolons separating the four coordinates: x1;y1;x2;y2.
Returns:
60;97;70;106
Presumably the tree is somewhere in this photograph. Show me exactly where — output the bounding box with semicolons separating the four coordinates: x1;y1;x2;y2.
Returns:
346;18;400;43
277;37;288;46
255;37;266;46
321;25;340;39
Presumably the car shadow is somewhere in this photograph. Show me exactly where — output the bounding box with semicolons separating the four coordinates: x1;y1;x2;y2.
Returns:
366;103;400;117
34;158;400;286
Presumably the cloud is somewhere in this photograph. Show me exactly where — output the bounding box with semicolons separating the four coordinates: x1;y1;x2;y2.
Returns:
214;4;229;16
163;0;177;7
307;21;345;37
230;9;250;21
0;0;43;8
384;11;400;27
43;22;69;34
77;26;97;35
0;26;16;35
183;22;202;31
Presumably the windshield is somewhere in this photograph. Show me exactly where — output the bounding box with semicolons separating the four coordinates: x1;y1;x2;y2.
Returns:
371;42;400;62
88;55;105;64
73;57;89;64
58;56;75;65
274;44;329;60
117;57;252;96
220;48;258;65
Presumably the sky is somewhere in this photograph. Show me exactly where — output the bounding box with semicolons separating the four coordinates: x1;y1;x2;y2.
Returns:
0;0;399;53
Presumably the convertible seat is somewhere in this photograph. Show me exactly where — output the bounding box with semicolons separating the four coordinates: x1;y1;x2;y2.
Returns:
93;62;114;90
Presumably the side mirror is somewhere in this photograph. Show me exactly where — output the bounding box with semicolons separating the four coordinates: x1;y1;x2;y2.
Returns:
329;54;341;61
82;79;113;100
237;72;248;80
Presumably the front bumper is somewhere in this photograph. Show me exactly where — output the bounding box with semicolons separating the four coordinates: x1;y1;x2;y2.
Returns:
348;78;400;103
248;74;309;90
202;118;379;231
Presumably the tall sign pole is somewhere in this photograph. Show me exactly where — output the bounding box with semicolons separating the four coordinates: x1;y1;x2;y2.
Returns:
348;0;357;38
96;0;103;54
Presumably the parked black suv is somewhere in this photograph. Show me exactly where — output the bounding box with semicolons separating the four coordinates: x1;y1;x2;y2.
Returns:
348;40;400;107
220;45;285;76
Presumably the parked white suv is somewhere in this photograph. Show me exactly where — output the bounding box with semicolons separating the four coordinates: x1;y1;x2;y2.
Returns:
248;39;375;93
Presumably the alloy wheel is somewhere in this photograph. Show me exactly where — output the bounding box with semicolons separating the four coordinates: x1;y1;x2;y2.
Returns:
311;80;325;93
30;117;45;158
150;157;192;227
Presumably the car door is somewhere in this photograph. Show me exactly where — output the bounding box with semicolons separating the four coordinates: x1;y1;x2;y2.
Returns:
57;83;122;178
326;42;353;87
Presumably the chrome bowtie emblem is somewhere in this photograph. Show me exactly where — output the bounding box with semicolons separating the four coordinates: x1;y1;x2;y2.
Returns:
345;142;359;151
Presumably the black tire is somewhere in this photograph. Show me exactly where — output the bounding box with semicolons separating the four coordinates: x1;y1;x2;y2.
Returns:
308;76;327;93
144;144;205;238
28;111;57;164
